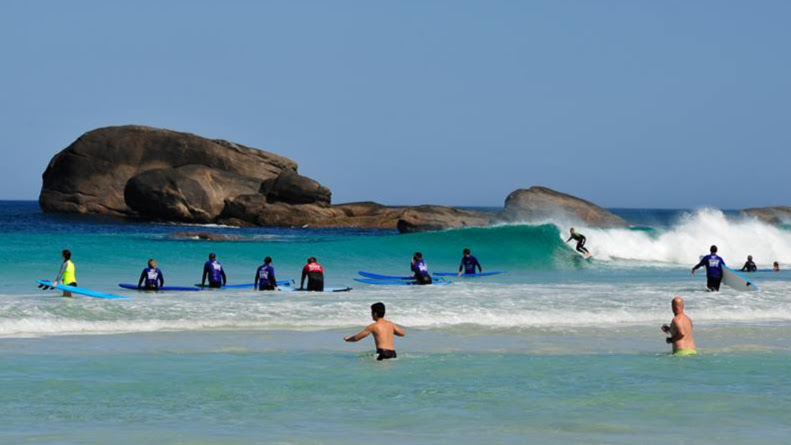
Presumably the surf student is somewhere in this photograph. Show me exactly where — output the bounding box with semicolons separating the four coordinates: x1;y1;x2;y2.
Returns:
773;261;780;272
458;248;482;275
201;253;227;288
691;245;725;292
344;302;405;361
661;296;697;356
740;255;757;273
411;252;432;285
566;228;589;255
300;257;324;291
54;249;77;297
255;256;278;291
138;259;164;290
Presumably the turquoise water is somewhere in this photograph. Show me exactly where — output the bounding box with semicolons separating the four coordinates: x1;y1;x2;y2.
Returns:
2;202;791;443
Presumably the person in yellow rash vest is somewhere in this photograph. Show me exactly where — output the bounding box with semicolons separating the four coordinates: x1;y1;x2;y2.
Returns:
54;249;77;297
661;296;697;356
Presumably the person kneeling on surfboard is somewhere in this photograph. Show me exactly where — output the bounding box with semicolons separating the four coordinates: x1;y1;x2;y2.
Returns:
54;249;77;297
691;245;725;292
661;296;697;356
411;252;432;285
740;255;757;272
300;257;324;291
566;228;589;256
458;248;482;276
344;302;405;361
138;259;164;290
201;253;227;288
256;256;278;291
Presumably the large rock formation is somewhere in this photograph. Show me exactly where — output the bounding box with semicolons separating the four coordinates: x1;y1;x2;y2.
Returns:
40;126;625;232
39;126;324;222
741;206;791;225
502;186;626;227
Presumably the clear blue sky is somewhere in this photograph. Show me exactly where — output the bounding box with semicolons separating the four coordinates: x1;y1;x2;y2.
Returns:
1;1;788;208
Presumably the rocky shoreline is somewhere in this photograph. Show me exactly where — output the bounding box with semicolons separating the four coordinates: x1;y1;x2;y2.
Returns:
41;126;784;232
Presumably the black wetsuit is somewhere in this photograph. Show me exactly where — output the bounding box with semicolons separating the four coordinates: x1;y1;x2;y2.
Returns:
376;348;397;361
568;233;589;254
741;261;757;272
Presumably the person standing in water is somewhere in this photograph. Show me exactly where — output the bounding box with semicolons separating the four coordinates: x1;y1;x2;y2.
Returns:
201;253;227;288
691;245;725;292
54;249;77;297
458;248;482;275
255;256;278;291
773;261;781;272
661;296;697;356
411;252;432;285
566;228;590;256
137;259;164;290
300;257;324;291
740;255;757;272
344;302;405;361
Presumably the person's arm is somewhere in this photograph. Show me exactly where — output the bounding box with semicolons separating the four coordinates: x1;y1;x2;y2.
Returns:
393;324;406;337
566;236;572;243
221;268;227;286
201;264;208;286
158;270;164;287
691;257;706;274
54;262;67;284
475;258;482;273
458;260;464;273
300;266;307;289
344;324;373;342
137;270;146;288
741;263;748;272
254;268;260;290
665;321;685;343
271;268;278;290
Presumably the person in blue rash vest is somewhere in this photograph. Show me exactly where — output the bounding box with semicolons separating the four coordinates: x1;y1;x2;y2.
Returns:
201;253;227;288
137;259;164;290
458;248;482;275
255;256;278;291
692;245;725;292
411;252;432;285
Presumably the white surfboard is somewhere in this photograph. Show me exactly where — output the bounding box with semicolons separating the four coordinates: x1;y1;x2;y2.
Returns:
722;266;760;292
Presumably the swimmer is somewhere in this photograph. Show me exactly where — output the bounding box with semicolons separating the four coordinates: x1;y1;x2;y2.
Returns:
138;259;164;290
661;296;697;356
773;261;780;272
740;255;757;272
344;302;405;360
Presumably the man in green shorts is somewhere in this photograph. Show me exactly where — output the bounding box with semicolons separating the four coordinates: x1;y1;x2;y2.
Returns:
661;296;697;355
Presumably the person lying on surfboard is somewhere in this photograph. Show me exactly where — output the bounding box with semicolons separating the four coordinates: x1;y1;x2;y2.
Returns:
137;259;164;290
54;249;77;297
566;228;590;256
458;248;482;276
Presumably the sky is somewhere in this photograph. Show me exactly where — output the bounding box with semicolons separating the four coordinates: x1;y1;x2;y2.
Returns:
0;1;789;208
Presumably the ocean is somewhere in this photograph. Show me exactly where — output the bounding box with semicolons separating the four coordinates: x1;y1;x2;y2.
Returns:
1;201;789;444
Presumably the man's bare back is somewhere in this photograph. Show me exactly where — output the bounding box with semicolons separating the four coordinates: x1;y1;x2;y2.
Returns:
661;296;697;355
344;302;405;360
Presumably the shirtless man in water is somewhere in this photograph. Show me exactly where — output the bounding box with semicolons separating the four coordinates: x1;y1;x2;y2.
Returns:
661;296;697;356
344;302;405;360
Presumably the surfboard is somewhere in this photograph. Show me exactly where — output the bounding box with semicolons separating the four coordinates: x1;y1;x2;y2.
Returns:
354;278;452;286
36;280;129;299
357;271;446;281
722;266;761;292
118;283;201;291
433;271;504;277
193;280;294;289
279;286;353;293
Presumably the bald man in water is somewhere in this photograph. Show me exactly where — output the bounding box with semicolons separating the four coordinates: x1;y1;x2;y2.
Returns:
661;296;697;355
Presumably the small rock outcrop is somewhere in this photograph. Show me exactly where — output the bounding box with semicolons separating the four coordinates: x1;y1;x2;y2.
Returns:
396;206;493;233
502;186;626;227
741;206;791;225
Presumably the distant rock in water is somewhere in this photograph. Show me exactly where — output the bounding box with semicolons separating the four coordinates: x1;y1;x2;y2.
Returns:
741;206;791;225
167;232;245;241
502;186;626;227
39;126;623;232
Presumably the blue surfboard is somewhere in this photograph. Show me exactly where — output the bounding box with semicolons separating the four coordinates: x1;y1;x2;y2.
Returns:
36;280;129;299
354;278;452;286
433;271;504;278
118;283;201;291
358;271;446;281
193;280;294;289
279;286;353;293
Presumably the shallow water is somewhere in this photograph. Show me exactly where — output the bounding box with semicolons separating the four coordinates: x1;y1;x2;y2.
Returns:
1;202;790;443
